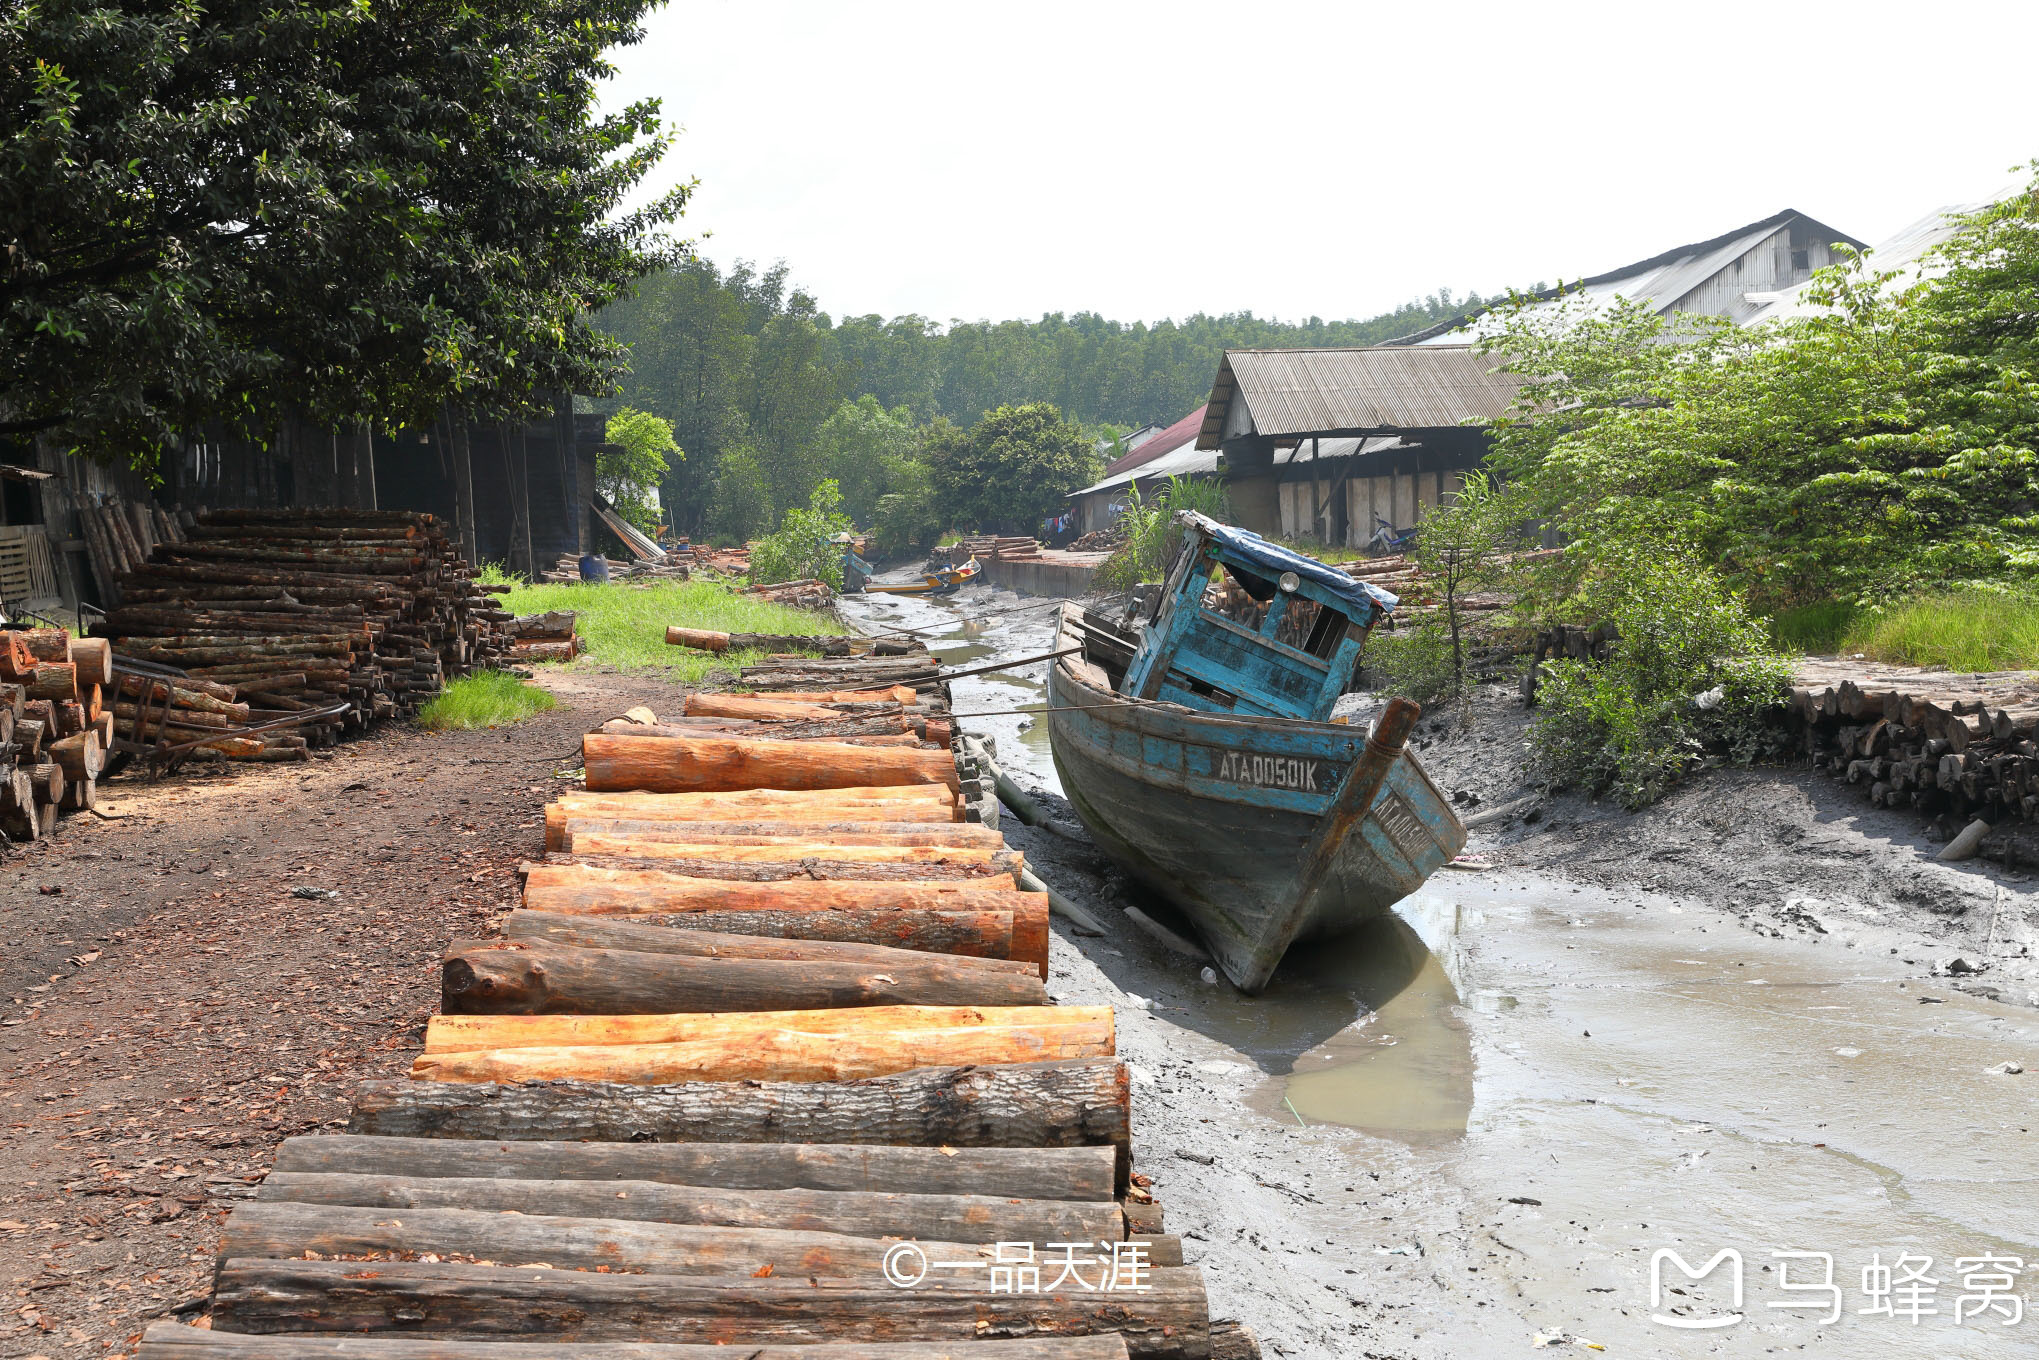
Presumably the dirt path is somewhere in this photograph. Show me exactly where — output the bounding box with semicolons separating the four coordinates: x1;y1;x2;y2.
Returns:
0;667;674;1359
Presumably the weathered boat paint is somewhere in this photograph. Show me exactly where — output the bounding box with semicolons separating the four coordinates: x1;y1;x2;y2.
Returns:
1044;515;1463;990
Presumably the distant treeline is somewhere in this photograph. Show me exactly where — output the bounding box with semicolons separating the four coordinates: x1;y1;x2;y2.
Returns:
596;258;1488;537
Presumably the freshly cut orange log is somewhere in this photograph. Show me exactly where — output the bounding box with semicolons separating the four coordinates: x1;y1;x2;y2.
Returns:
555;784;956;811
518;867;1050;976
761;686;918;704
425;1005;1107;1053
411;1017;1116;1085
565;835;1003;866
561;818;1005;849
684;694;854;721
545;804;957;851
583;733;959;794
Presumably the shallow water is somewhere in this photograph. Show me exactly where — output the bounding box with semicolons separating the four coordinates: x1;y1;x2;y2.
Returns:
847;582;2039;1354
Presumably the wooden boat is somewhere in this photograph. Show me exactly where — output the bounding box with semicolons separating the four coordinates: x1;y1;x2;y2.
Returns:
1046;512;1465;992
856;556;982;597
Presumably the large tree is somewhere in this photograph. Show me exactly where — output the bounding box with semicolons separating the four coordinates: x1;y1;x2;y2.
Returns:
2;0;684;467
929;402;1099;534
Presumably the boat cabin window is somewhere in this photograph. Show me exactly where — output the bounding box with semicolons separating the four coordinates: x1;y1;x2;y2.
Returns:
1302;606;1347;659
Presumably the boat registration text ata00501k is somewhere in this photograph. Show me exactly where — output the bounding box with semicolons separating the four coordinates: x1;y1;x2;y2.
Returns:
1217;750;1328;792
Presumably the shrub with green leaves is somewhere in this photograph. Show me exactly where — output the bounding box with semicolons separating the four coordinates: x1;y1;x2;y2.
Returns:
749;479;854;589
1362;622;1460;710
1530;547;1789;808
1093;476;1233;593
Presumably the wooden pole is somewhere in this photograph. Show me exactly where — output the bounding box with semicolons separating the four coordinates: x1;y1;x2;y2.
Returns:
452;413;479;567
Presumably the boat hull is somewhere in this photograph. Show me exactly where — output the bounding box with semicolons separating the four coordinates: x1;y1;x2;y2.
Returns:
1046;633;1464;991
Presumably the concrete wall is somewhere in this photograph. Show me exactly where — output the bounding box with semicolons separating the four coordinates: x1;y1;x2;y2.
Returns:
981;551;1107;598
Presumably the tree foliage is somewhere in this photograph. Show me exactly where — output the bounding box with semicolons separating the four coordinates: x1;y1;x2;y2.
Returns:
1481;170;2039;611
749;478;853;589
2;0;684;468
1410;470;1509;694
927;402;1098;535
600;257;1493;535
600;407;678;534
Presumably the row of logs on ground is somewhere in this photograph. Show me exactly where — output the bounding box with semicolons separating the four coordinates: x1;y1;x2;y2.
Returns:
94;508;513;759
141;642;1257;1360
1789;662;2039;838
0;629;115;838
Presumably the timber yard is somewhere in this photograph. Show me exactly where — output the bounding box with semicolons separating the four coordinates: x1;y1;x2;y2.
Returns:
8;5;2039;1360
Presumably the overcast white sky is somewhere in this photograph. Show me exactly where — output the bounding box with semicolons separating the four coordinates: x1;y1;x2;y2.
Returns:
602;0;2039;327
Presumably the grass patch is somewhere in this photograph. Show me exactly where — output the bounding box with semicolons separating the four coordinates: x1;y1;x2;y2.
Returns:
1768;599;1859;654
418;671;557;730
1837;589;2039;671
494;578;848;683
473;560;524;586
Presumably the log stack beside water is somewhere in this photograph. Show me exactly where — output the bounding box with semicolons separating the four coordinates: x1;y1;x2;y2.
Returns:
142;635;1257;1359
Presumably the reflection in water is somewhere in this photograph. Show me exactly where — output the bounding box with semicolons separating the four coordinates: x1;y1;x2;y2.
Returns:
1146;895;1475;1144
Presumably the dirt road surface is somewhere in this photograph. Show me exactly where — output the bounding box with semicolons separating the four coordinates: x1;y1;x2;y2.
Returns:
0;668;669;1359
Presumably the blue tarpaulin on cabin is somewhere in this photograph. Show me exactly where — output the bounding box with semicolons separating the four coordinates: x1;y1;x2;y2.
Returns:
1185;513;1400;621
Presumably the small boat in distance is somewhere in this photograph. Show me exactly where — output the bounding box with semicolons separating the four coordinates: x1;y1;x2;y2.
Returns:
1046;512;1465;991
852;556;983;597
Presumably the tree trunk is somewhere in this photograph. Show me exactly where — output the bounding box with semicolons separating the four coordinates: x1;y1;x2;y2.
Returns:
427;1004;1104;1055
256;1171;1123;1246
143;1319;1133;1360
562;838;1009;870
219;1200;996;1279
409;1014;1114;1085
210;1258;1205;1356
441;940;1048;1014
273;1133;1118;1201
501;909;1037;977
350;1061;1132;1182
560;818;999;850
582;733;959;795
503;421;533;579
451;413;479;567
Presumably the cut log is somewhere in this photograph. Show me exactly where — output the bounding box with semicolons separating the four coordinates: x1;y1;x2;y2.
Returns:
59;774;95;813
582;732;958;794
273;1134;1118;1201
561;817;1002;849
257;1171;1124;1245
563;835;1008;867
501;909;1039;977
551;784;956;815
684;693;850;721
49;729;104;781
144;1319;1133;1360
536;907;1021;960
533;851;1016;883
210;1258;1206;1357
351;1061;1133;1182
409;1012;1114;1084
67;636;113;686
25;661;78;703
442;939;1049;1013
26;762;63;807
545;799;957;848
426;1004;1107;1054
219;1200;999;1278
762;685;920;704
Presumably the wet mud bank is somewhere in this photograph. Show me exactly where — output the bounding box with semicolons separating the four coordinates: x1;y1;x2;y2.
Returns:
840;584;2039;1358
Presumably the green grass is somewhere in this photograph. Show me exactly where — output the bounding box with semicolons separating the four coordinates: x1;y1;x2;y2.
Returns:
473;560;524;586
1268;534;1371;565
418;671;558;730
494;578;848;683
1768;599;1860;655
1835;589;2039;672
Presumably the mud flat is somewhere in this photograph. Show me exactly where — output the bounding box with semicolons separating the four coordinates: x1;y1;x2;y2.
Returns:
844;586;2039;1357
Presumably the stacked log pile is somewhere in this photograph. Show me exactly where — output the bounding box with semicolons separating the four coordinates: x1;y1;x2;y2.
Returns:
741;577;836;609
951;535;1042;563
0;629;117;838
1787;660;2039;841
142;644;1256;1359
506;610;583;663
665;625;922;659
99;508;504;751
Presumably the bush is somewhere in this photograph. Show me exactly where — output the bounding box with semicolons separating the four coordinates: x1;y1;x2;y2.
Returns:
1530;547;1789;808
1363;622;1460;710
749;479;854;588
417;672;558;730
1093;476;1233;593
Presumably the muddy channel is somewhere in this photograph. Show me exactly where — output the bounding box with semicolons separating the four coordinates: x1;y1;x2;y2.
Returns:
840;579;2039;1358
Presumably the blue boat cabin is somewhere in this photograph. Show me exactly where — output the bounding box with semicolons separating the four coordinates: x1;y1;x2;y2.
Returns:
1122;512;1398;722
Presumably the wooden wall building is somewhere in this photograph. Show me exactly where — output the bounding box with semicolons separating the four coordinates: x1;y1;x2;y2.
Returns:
0;402;610;621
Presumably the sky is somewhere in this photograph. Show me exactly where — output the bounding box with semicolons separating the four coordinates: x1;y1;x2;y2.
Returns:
602;0;2039;328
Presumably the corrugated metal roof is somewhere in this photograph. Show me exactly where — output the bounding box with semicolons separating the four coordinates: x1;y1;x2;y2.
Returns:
1101;405;1206;478
1391;208;1867;346
1742;182;2026;326
1194;346;1520;449
1072;433;1407;498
